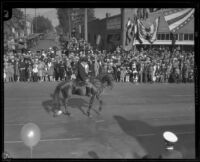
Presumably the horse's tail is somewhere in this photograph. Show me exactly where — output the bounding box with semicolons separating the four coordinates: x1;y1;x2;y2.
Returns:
100;73;114;89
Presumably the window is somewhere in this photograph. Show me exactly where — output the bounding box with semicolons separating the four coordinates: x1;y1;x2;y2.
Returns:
174;34;178;40
166;34;170;40
189;34;194;40
161;34;165;40
170;33;173;40
179;33;183;41
114;34;120;41
184;34;189;40
157;34;161;40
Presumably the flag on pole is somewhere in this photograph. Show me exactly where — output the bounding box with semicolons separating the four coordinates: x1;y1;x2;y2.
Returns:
122;9;137;51
137;17;160;44
162;8;194;33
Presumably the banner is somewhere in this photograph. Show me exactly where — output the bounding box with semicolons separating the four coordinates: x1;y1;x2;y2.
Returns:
122;8;137;51
163;8;194;33
137;17;160;44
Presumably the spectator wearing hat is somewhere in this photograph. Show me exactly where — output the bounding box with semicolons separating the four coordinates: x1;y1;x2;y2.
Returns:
94;57;100;78
27;62;33;82
182;63;188;83
19;58;26;82
54;60;60;81
159;131;183;159
32;61;38;82
47;60;54;81
7;61;14;82
120;66;126;82
116;67;121;82
24;59;30;82
112;63;118;82
59;60;66;81
143;62;148;83
14;59;20;82
38;60;44;82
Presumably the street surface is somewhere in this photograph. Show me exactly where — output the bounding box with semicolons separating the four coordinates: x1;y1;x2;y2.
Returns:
4;82;195;158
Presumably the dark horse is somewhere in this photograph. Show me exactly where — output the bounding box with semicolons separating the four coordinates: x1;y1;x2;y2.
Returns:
52;74;114;117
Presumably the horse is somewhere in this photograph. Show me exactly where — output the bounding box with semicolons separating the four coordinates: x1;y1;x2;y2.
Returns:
52;74;114;117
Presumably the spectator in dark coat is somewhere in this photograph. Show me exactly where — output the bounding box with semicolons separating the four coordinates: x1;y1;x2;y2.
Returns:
19;58;26;81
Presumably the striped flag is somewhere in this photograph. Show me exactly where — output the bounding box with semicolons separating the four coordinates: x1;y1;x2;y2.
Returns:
137;17;160;44
163;8;194;33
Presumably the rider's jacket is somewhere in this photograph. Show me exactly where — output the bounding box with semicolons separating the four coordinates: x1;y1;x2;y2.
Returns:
76;61;89;82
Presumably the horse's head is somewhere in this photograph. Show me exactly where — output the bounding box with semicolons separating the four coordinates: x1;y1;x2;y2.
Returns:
100;74;114;89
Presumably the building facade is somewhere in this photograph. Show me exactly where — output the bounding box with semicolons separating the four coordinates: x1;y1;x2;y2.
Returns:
87;9;194;51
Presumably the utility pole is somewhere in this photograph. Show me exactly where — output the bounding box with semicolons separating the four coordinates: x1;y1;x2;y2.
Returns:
84;8;88;42
35;8;37;33
68;9;71;40
121;8;125;50
24;8;27;49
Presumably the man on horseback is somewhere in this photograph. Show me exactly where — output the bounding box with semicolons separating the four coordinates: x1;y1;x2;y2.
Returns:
76;56;92;96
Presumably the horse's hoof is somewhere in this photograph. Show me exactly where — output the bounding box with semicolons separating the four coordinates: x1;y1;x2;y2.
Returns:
64;112;71;116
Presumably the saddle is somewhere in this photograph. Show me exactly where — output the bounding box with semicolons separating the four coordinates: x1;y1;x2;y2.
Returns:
75;80;87;87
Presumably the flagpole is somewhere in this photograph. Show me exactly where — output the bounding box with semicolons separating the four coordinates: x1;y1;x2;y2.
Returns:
84;8;88;42
121;8;125;50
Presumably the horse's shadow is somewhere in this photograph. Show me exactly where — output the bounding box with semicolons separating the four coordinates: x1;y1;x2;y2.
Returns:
42;95;100;117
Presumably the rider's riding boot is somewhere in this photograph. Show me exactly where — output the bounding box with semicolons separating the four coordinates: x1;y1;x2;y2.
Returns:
86;87;92;97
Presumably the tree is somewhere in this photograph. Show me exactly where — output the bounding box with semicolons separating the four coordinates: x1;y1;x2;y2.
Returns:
32;15;53;33
4;8;25;40
56;8;96;39
71;8;96;35
56;9;70;36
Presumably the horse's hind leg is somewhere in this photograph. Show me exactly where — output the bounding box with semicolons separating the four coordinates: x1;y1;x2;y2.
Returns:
96;94;103;112
87;95;95;117
61;88;71;116
63;98;71;116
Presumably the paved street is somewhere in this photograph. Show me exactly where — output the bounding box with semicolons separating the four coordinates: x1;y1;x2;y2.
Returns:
4;82;195;158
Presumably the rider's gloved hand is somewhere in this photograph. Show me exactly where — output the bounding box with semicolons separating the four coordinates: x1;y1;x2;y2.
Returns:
86;78;89;83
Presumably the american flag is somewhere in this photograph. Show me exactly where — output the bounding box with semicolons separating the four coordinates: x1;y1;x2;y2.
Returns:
163;8;194;33
137;17;160;44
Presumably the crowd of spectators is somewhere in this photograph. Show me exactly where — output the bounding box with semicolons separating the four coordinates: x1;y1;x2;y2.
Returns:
4;37;194;84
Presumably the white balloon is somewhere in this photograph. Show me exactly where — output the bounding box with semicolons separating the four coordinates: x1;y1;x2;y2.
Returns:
21;123;41;148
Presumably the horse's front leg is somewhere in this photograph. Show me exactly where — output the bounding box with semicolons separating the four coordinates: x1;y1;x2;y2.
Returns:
96;94;103;112
87;95;95;117
63;98;71;116
61;88;71;116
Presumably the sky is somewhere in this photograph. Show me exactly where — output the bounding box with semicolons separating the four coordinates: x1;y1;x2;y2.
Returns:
24;8;121;27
